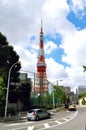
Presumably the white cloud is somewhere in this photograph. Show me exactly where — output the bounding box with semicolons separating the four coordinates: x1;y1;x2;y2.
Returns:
42;0;69;18
14;45;37;72
61;29;86;66
60;28;86;91
42;0;71;34
0;0;44;44
46;57;68;82
0;0;86;92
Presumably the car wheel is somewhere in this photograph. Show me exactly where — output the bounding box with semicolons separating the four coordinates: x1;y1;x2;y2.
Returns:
36;116;39;121
28;119;31;121
48;113;50;118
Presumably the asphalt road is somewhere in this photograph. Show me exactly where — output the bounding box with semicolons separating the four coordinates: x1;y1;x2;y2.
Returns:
1;106;86;130
0;123;9;130
47;106;86;130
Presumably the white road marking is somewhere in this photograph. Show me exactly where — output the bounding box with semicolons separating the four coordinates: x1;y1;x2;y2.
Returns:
44;123;50;128
62;118;69;121
27;126;34;130
55;120;62;124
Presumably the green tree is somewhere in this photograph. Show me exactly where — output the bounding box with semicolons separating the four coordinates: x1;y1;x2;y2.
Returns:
83;66;86;72
0;32;21;104
44;91;53;109
0;77;5;105
79;92;86;98
53;85;65;106
17;83;31;111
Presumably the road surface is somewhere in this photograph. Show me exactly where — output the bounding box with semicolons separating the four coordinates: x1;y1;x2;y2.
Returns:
1;106;86;130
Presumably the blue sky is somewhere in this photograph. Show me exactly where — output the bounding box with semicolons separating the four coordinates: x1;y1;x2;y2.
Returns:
0;0;86;91
67;10;86;29
45;34;63;62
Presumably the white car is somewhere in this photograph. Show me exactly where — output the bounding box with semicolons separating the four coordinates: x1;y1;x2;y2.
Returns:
26;108;51;121
68;104;77;111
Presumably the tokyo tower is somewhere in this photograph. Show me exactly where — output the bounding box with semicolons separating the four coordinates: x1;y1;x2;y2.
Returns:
35;20;48;96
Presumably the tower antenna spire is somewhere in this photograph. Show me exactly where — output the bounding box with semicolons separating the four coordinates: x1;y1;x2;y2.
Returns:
41;19;43;33
41;19;42;28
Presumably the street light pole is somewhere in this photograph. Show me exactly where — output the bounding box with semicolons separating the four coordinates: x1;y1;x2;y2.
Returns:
4;61;19;119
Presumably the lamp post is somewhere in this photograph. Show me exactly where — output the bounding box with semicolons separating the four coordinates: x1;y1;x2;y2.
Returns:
4;61;19;119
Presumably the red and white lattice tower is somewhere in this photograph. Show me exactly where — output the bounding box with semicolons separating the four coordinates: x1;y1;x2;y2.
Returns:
35;21;48;96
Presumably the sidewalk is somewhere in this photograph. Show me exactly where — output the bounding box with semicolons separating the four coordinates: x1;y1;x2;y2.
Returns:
0;112;27;123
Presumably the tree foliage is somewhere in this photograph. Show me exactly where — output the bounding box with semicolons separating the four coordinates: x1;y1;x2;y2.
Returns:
53;85;65;105
0;32;21;104
83;66;86;72
17;83;31;110
79;92;86;98
0;77;5;104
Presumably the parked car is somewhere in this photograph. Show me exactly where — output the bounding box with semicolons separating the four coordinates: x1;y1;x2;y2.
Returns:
26;108;51;121
68;104;77;111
